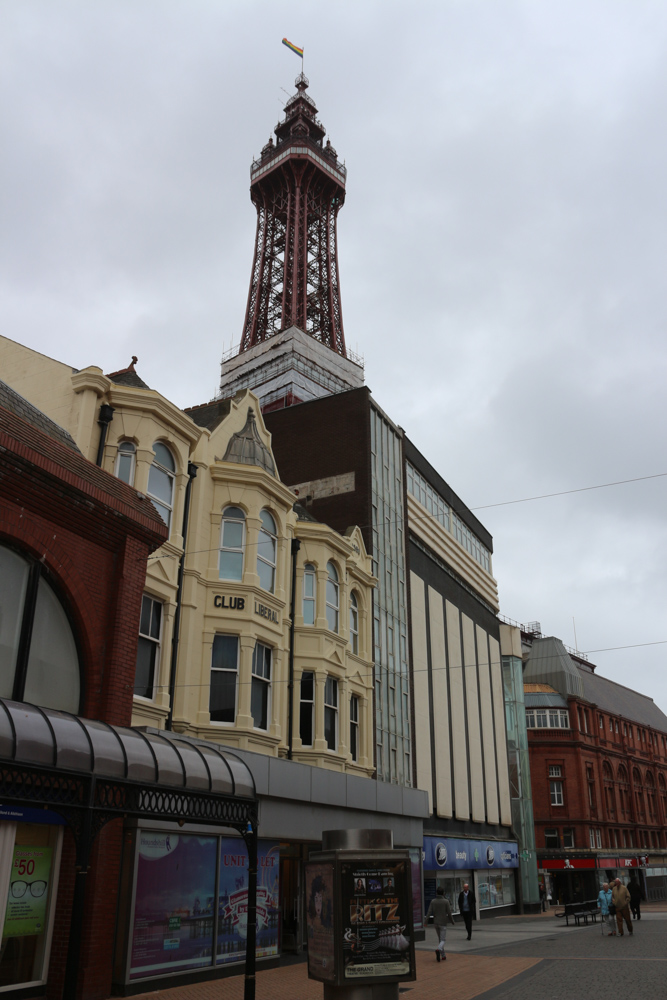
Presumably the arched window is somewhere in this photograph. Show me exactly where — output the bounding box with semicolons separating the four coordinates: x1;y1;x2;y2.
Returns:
603;761;615;820
349;592;359;654
257;510;277;593
0;543;80;713
645;771;656;821
115;440;136;485
302;564;316;625
219;507;246;580
148;441;175;529
633;767;646;821
326;562;339;633
659;774;667;825
617;764;631;819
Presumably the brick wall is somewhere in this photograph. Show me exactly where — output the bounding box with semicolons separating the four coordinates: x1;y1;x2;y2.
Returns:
0;405;167;999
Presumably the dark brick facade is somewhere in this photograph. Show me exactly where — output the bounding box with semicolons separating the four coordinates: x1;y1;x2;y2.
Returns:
264;386;373;551
0;398;167;1000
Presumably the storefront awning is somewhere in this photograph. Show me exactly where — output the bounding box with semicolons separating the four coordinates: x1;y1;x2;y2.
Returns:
0;698;256;829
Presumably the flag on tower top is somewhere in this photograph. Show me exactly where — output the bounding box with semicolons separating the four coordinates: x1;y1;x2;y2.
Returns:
282;38;304;58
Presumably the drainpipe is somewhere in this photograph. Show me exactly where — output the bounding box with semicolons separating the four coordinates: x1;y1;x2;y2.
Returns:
287;538;301;759
166;461;198;731
95;403;114;466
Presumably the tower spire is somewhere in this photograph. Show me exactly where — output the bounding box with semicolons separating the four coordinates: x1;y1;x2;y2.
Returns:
239;75;347;356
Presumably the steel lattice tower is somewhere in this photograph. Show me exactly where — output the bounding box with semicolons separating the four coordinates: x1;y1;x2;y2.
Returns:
240;74;347;356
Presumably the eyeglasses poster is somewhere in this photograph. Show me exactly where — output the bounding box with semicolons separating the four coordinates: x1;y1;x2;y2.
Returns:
4;847;52;937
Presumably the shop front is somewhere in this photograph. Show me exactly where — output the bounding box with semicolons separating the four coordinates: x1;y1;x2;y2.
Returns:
537;857;598;904
422;836;519;919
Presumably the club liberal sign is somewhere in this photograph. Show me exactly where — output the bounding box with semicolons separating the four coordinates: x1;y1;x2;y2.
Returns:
423;837;518;871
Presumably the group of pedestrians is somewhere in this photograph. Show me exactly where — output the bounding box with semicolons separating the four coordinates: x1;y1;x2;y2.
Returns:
425;883;476;962
597;877;643;937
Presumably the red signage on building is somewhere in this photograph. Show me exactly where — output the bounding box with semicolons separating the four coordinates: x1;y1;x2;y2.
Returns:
539;858;596;870
597;856;650;869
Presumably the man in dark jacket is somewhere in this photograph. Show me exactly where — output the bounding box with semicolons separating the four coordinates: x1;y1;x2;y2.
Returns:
627;876;643;920
458;883;476;940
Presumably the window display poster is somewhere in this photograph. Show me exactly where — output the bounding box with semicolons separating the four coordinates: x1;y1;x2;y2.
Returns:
341;860;413;981
130;833;216;979
4;847;52;938
217;838;279;965
305;863;335;982
408;848;423;931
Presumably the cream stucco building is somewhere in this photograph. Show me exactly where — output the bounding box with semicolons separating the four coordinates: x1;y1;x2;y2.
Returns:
0;336;376;776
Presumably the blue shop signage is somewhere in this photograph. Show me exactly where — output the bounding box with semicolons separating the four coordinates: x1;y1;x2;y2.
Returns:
423;836;518;870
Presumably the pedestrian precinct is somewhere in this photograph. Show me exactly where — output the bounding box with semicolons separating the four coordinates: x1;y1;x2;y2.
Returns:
627;876;643;921
458;883;476;941
611;878;633;936
426;887;455;962
597;882;615;936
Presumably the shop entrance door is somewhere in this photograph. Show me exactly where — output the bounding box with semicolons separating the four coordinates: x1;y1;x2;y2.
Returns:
279;849;302;953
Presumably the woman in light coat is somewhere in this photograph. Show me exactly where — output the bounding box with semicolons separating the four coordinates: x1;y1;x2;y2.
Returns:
597;882;615;936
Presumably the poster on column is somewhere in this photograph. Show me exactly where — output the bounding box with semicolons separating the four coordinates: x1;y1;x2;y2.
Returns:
340;860;414;981
216;838;279;965
130;833;216;979
305;863;335;982
3;847;53;938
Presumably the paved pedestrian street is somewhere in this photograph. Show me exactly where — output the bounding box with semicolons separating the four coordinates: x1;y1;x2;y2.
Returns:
130;906;667;1000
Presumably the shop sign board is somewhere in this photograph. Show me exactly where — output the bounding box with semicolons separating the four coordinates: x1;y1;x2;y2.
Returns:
4;847;53;938
538;858;596;870
340;860;412;981
597;856;650;869
0;804;65;825
129;832;279;981
423;837;518;871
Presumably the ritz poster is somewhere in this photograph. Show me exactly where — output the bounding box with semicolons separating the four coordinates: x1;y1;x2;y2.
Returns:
341;860;414;981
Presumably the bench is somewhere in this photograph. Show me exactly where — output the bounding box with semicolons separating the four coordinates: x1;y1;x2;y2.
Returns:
557;900;600;926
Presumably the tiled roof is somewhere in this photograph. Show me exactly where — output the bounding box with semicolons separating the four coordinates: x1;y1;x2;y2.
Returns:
577;664;667;733
0;379;80;452
106;357;150;390
293;502;319;522
184;398;232;430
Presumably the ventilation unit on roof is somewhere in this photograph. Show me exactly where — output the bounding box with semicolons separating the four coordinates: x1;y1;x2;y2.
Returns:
525;622;542;637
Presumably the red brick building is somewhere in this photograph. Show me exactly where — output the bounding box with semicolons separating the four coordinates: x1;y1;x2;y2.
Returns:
0;379;167;998
522;634;667;903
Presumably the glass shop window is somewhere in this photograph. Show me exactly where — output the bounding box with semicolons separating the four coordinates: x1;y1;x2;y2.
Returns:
477;871;516;909
0;821;63;989
0;543;80;713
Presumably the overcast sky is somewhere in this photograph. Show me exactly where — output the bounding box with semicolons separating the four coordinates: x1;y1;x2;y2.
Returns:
2;2;666;712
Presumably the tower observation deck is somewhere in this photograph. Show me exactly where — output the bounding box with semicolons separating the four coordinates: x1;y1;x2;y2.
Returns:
241;73;347;354
219;75;363;411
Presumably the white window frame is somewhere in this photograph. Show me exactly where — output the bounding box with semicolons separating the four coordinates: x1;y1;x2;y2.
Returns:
326;562;339;633
251;642;271;730
350;694;359;762
219;506;246;581
147;441;175;530
209;634;239;724
324;676;338;751
349;592;359;654
134;594;162;701
548;765;562;778
550;781;564;806
257;509;277;594
302;564;316;625
115;440;136;486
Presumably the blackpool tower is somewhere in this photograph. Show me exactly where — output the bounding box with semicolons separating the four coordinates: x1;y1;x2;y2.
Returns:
219;75;363;411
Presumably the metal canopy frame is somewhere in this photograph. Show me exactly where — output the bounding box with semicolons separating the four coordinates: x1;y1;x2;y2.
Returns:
0;702;259;1000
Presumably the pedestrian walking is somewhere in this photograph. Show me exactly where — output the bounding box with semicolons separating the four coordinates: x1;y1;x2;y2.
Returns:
627;876;643;920
597;882;615;936
611;878;633;936
458;883;476;941
539;884;546;912
426;887;455;962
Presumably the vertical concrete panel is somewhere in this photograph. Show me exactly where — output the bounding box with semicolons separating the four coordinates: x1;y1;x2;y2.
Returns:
462;614;485;823
428;587;452;818
410;572;432;810
489;635;512;826
476;625;499;825
446;600;469;820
